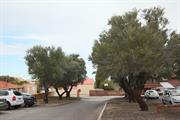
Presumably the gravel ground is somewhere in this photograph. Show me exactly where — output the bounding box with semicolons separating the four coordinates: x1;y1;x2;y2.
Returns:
101;98;180;120
36;96;80;106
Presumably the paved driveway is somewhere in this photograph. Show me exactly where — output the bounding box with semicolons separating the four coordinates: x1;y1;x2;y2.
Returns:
0;96;117;120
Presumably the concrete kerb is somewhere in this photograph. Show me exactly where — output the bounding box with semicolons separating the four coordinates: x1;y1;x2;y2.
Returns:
97;102;107;120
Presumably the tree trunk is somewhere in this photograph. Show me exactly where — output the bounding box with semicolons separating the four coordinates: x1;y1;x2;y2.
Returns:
117;72;149;111
44;87;49;103
66;85;73;98
134;90;148;111
55;87;66;99
55;87;60;97
123;86;136;103
128;92;136;103
63;86;70;98
66;92;70;98
60;91;66;99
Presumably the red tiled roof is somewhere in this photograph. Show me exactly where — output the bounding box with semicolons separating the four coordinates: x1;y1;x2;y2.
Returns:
83;78;94;85
144;80;180;88
0;81;23;89
169;79;180;87
144;83;160;89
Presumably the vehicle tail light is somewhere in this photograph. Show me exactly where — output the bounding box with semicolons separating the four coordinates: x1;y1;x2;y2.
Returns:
12;96;16;101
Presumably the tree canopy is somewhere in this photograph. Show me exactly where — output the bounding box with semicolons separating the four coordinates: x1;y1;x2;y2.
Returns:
53;54;87;98
25;45;86;102
90;7;180;111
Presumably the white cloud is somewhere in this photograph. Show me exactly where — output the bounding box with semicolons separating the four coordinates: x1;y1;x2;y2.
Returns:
0;42;28;56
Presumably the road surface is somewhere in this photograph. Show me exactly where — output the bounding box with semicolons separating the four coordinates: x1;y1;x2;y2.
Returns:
0;96;117;120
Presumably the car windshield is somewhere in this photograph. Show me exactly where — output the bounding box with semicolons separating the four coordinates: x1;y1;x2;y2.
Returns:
0;90;9;96
13;91;22;96
171;90;180;96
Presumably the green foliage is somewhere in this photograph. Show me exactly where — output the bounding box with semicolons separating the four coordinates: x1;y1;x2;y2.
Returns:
91;7;176;81
0;76;28;85
99;80;117;90
25;46;64;87
53;54;87;89
25;45;87;99
90;7;180;110
166;32;180;79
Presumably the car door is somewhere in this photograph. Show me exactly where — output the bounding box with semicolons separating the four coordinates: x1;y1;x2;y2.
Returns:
13;91;24;104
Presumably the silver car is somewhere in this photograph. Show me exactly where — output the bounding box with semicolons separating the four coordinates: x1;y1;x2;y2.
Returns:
162;89;180;104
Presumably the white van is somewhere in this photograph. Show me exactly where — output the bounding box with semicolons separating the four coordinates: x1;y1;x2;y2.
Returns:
162;89;180;104
0;89;24;109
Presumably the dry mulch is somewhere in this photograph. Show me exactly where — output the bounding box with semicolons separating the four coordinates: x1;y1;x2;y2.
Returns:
101;98;180;120
36;96;80;106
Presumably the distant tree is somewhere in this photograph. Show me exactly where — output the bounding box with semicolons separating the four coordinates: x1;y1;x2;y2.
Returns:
48;47;67;99
25;46;65;103
0;76;28;85
90;7;175;111
25;45;86;101
54;54;87;98
99;79;118;90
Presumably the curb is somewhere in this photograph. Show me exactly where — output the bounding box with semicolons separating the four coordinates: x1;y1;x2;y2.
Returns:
97;102;107;120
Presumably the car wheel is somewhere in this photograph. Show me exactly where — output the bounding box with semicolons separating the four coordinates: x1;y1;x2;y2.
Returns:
23;103;27;107
169;101;172;104
28;104;33;107
29;102;35;107
6;101;11;110
14;105;21;109
24;104;27;107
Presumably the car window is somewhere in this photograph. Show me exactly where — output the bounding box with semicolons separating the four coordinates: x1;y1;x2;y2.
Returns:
13;91;22;96
23;94;30;97
0;90;9;96
171;90;180;96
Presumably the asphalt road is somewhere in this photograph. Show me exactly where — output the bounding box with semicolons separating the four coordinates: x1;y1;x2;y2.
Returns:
0;96;116;120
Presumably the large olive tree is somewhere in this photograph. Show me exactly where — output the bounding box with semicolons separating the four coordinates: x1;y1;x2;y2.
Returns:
25;46;66;103
90;7;174;111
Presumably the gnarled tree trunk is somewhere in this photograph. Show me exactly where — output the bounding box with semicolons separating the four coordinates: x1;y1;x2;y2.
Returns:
134;90;148;111
55;87;66;99
66;85;73;98
44;86;49;103
63;85;73;98
116;72;149;111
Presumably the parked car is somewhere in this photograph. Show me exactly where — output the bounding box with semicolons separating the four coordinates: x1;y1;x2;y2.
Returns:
162;89;180;104
0;99;8;110
144;90;159;99
176;86;180;90
21;92;36;107
0;89;24;109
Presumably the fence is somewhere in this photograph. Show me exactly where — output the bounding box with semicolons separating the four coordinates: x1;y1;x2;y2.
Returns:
89;90;125;96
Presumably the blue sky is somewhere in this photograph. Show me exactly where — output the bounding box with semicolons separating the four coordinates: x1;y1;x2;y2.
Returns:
0;0;180;80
